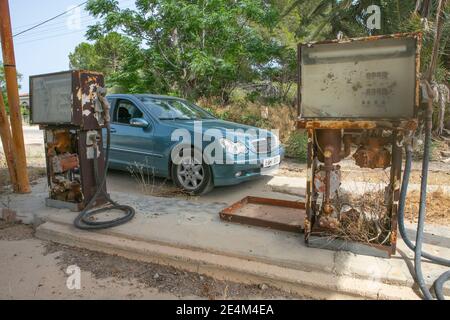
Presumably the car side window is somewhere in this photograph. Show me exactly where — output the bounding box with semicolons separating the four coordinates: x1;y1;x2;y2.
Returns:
113;99;144;125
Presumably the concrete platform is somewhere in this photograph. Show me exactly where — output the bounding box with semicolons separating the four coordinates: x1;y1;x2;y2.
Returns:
2;178;449;300
14;191;444;300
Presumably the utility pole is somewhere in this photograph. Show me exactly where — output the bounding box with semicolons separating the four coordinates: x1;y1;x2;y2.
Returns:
0;87;17;191
0;0;30;193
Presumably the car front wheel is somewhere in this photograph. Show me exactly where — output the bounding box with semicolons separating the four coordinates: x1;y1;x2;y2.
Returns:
171;149;214;195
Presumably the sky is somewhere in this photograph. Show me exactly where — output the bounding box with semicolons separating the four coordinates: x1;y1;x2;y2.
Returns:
1;0;135;94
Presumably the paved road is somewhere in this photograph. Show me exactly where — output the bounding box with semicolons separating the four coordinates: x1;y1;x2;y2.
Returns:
22;126;44;145
0;125;43;152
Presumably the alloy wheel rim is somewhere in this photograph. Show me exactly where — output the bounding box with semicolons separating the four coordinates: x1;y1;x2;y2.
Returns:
177;157;205;190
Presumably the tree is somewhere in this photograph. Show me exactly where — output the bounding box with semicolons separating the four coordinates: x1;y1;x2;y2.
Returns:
84;0;283;102
0;62;22;114
69;43;98;71
0;63;7;112
283;1;449;79
69;32;146;93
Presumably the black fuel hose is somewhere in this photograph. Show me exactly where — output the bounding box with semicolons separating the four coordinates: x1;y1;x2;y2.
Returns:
74;123;135;230
397;103;449;300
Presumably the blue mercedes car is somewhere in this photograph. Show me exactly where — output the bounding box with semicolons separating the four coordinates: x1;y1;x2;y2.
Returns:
105;94;284;195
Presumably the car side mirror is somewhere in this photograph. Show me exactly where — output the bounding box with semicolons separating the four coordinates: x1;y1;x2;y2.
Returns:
130;118;149;128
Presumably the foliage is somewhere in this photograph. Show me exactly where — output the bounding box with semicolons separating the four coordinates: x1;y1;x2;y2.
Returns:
0;62;7;112
82;0;287;102
283;0;450;80
75;1;449;99
203;99;296;143
0;62;22;114
69;32;145;93
67;1;450;135
285;131;308;161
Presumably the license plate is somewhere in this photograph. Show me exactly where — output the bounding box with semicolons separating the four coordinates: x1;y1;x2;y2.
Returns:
263;155;281;168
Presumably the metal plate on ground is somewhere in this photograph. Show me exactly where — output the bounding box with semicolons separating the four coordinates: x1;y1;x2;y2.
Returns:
220;197;306;233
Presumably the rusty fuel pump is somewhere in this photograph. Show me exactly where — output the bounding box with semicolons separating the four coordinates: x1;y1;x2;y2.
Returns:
297;33;422;258
30;70;135;230
297;33;449;300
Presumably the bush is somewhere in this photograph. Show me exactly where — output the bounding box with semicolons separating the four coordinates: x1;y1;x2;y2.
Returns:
285;131;308;162
199;100;297;143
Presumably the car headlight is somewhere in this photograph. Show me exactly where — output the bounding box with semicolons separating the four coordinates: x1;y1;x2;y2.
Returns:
219;138;248;155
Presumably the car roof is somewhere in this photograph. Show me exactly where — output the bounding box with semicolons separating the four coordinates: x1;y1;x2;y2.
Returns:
107;93;184;101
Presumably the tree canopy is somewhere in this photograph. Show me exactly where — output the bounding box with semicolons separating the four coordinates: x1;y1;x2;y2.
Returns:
69;0;449;102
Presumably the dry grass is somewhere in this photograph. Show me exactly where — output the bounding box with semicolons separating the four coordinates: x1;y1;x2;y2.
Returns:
200;101;297;143
404;189;450;226
127;161;188;198
329;190;392;245
0;144;46;193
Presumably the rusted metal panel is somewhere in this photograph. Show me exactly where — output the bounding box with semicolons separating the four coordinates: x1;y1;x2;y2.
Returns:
220;196;306;233
30;70;106;130
77;130;107;208
297;119;418;131
51;153;79;173
298;33;422;121
353;137;391;169
73;70;106;130
33;70;108;211
43;127;107;211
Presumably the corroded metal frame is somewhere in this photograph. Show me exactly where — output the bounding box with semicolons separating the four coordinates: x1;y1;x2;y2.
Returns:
220;196;306;233
297;33;422;257
302;125;405;257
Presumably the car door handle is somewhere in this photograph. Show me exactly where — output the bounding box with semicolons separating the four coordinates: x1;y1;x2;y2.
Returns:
110;128;117;134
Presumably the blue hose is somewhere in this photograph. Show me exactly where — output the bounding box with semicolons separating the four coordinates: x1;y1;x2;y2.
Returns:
398;145;450;267
397;106;449;300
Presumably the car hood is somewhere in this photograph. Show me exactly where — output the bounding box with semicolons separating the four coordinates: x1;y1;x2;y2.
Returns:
162;119;277;148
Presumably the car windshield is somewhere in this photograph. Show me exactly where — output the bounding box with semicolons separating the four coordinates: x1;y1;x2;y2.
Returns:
138;96;215;120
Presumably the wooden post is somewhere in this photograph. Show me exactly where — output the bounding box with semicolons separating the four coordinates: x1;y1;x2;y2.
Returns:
0;0;30;193
0;87;18;191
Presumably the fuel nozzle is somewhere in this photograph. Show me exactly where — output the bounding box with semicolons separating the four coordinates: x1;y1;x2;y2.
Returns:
95;87;111;125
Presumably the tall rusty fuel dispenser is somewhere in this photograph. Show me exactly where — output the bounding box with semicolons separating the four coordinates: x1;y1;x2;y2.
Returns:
30;70;108;211
297;33;422;258
30;70;134;229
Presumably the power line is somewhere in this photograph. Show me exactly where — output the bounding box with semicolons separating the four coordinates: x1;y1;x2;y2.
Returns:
13;1;89;37
14;17;98;40
13;13;91;33
13;12;93;32
12;0;136;45
15;29;87;46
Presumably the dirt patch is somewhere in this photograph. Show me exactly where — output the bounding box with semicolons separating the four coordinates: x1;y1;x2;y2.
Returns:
0;144;46;192
278;160;306;177
43;242;307;300
0;221;34;241
340;169;450;186
0;166;46;193
279;159;450;186
405;189;450;226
